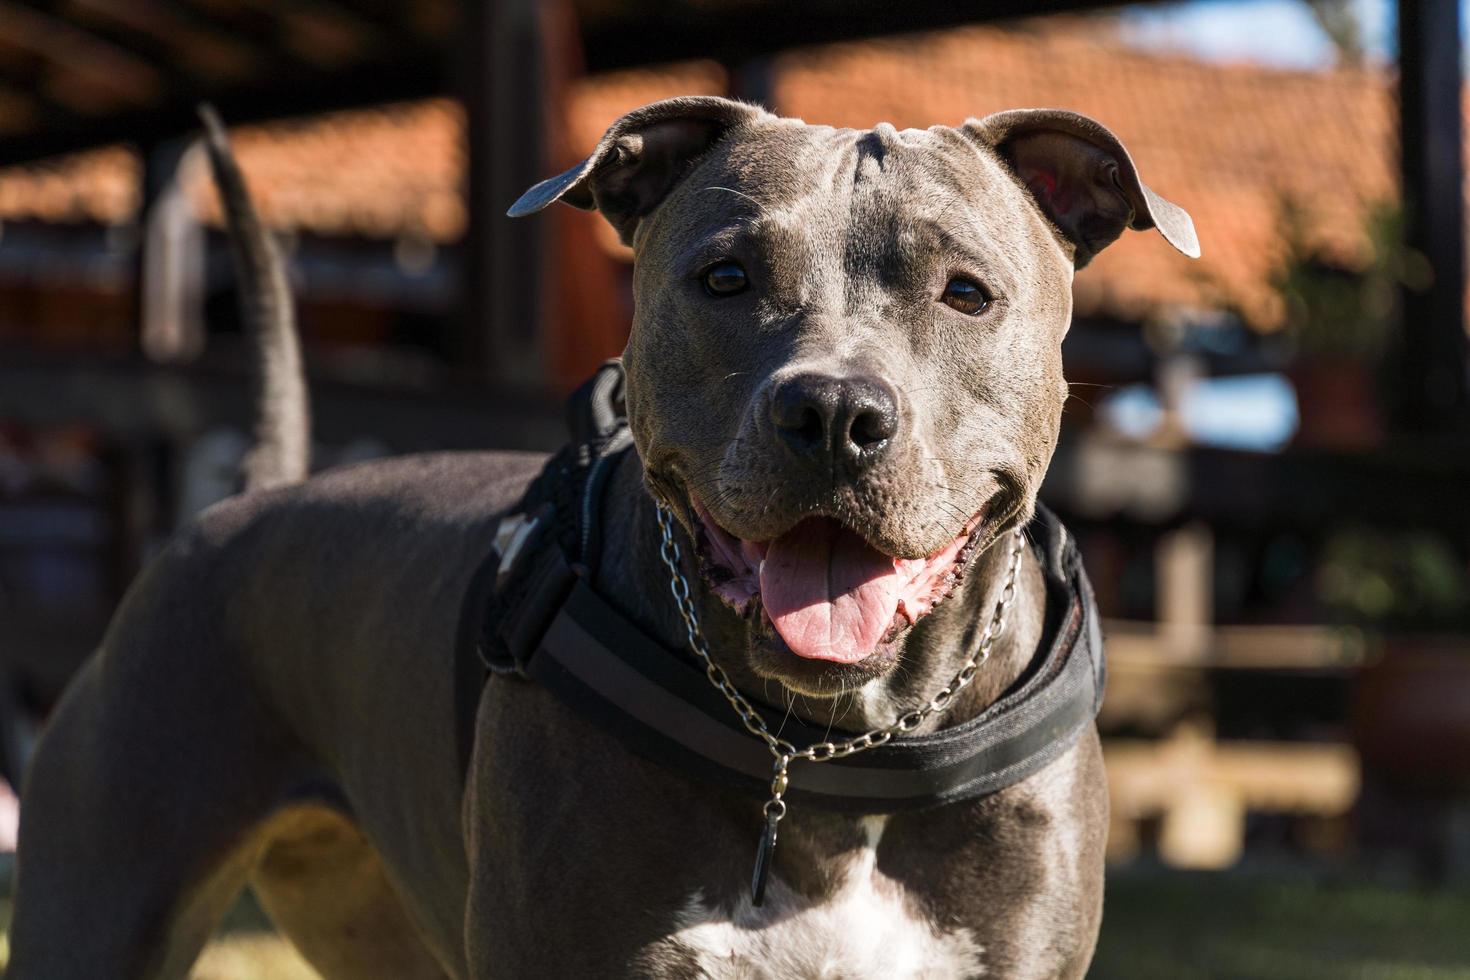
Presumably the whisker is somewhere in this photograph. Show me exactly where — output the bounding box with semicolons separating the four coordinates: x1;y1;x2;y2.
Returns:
823;685;841;742
761;485;780;517
775;688;796;742
702;185;763;208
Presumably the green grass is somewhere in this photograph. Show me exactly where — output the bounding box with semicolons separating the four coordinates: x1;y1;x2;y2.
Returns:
1091;868;1470;980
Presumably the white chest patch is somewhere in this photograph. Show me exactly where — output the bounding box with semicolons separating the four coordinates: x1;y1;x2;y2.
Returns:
667;817;984;980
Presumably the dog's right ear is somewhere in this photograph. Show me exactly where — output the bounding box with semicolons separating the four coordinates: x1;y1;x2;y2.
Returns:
508;96;765;245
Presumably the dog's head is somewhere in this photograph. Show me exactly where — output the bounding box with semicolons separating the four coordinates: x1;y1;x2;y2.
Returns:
513;97;1196;697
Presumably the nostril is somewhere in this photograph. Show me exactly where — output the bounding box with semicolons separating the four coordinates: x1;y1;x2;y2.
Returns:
840;378;899;461
848;408;891;449
771;377;837;452
796;407;824;447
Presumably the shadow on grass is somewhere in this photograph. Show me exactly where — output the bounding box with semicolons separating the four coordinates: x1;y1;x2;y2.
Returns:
1091;867;1470;980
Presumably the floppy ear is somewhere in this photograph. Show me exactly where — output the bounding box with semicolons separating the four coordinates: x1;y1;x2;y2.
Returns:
968;109;1199;268
507;96;766;245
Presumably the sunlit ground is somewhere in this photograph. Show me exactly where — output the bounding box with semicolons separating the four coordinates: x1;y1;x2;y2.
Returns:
0;858;1467;978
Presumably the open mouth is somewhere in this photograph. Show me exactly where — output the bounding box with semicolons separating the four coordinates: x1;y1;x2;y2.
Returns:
691;498;986;665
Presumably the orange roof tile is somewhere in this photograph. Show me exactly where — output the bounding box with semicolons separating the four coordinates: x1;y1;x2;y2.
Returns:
0;144;139;225
772;19;1400;330
0;19;1436;332
189;99;468;241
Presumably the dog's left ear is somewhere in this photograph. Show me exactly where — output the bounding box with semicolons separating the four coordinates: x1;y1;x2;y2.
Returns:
967;109;1199;267
508;96;766;245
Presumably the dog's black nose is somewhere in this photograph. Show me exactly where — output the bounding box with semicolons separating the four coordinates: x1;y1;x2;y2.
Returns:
770;373;899;468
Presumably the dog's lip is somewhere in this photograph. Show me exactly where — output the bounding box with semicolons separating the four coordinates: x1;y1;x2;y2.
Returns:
685;490;991;659
687;495;959;563
687;492;987;566
748;632;901;693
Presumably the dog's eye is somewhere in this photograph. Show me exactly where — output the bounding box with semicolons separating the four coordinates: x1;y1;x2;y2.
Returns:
703;261;749;297
941;278;991;315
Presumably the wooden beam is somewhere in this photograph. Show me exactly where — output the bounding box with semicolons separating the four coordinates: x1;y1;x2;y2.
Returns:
58;0;263;84
1041;431;1470;539
0;0;163;107
1396;0;1467;432
0;0;1159;166
0;49;445;164
0;353;564;452
577;0;1120;73
0;79;78;136
275;0;410;42
106;0;281;53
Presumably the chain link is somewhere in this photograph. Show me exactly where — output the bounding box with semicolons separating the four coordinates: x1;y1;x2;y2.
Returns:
656;502;1025;794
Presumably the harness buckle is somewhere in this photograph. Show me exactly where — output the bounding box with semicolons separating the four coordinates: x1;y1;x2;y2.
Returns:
479;504;578;676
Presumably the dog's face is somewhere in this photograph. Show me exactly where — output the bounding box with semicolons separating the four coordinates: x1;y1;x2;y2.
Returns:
514;98;1196;697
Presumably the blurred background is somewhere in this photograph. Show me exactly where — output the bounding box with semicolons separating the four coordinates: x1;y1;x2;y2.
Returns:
1;0;1468;976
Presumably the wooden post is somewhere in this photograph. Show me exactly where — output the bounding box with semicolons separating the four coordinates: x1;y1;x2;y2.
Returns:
728;56;775;110
134;137;188;354
140;138;207;362
459;0;547;388
1396;0;1467;432
1157;522;1212;660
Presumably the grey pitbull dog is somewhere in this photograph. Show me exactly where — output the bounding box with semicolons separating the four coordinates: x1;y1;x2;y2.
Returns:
10;97;1196;979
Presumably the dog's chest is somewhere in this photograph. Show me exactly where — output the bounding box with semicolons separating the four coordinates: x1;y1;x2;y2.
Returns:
654;818;983;980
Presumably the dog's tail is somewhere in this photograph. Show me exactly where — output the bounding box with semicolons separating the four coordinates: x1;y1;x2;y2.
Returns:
197;104;311;492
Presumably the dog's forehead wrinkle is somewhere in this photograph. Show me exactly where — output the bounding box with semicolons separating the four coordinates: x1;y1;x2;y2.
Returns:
854;126;902;181
835;168;1025;298
694;123;1048;316
718;124;853;201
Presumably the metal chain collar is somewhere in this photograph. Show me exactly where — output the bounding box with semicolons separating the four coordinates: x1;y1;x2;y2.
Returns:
654;502;1026;904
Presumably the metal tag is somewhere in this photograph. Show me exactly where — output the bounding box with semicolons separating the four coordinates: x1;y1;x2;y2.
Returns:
750;809;780;907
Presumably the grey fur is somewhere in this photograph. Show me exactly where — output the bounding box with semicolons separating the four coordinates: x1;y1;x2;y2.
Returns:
198;104;311;491
11;97;1195;979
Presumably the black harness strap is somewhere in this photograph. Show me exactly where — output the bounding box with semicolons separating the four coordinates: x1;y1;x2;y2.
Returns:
456;362;1106;811
454;364;631;772
520;512;1100;812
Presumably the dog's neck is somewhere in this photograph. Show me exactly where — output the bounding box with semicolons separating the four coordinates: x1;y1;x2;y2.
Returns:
593;450;1048;735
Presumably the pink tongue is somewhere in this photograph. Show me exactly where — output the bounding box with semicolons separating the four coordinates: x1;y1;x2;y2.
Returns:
760;519;901;663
